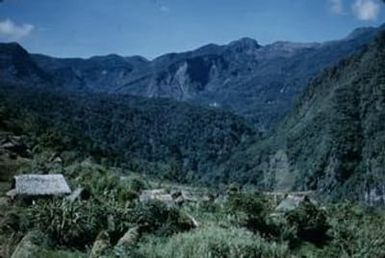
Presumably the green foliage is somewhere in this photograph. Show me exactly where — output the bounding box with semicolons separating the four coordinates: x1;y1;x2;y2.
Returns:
135;226;289;258
226;192;270;216
2;179;385;258
227;183;240;195
0;206;30;233
286;201;329;245
68;161;142;203
226;192;278;238
128;178;147;193
36;249;86;258
9;230;50;258
0;232;23;258
131;201;195;237
0;85;254;186
26;195;193;249
26;193;133;249
28;200;107;248
319;203;385;257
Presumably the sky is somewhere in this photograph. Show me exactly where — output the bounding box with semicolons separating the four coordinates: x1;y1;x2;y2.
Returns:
0;0;384;59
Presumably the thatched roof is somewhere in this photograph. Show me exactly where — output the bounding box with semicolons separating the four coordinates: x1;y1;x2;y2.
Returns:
139;189;174;206
275;195;317;212
13;174;71;196
139;189;168;202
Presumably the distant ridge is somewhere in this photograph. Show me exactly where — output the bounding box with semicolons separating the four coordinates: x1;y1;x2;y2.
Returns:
0;24;384;130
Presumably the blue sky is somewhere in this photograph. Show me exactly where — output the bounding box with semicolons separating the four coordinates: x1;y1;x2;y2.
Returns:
0;0;384;59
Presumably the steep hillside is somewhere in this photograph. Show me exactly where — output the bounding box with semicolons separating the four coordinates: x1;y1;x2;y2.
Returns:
0;84;254;183
27;25;382;129
222;32;385;205
32;54;149;92
0;43;52;87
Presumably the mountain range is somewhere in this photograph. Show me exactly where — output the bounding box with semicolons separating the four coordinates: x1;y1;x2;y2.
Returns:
1;25;383;130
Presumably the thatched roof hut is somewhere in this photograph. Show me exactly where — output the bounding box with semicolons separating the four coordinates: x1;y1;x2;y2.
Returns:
8;174;71;198
275;195;317;213
139;189;174;206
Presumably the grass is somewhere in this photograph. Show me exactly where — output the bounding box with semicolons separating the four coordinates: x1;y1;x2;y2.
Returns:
0;182;10;195
135;226;289;258
36;249;87;258
0;234;21;258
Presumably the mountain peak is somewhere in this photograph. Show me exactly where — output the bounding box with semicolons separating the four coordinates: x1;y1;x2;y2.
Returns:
0;42;28;55
228;37;261;52
194;43;223;55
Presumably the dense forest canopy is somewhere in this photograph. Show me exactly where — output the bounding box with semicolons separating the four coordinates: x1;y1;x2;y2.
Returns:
0;84;255;184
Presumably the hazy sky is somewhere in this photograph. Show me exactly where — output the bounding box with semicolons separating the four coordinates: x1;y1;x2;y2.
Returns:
0;0;384;59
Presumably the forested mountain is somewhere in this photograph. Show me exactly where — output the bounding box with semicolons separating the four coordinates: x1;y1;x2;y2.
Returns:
0;26;382;130
221;32;385;205
0;84;254;183
0;43;52;87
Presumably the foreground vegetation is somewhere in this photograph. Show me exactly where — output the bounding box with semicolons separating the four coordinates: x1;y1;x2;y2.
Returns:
0;159;384;258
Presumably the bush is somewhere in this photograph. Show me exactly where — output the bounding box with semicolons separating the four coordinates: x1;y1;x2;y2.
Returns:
117;190;139;203
27;199;133;249
226;192;269;216
128;178;147;193
319;203;385;257
77;171;120;197
135;226;289;258
263;216;299;248
28;200;106;248
36;249;87;258
0;208;28;233
69;162;142;204
131;201;194;237
286;201;329;246
226;192;277;237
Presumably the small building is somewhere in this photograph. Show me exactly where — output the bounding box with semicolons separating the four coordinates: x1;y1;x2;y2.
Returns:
275;195;317;213
139;189;174;207
6;174;71;200
139;189;167;202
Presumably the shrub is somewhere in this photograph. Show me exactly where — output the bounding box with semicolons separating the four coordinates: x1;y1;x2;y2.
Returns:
286;201;329;246
117;190;139;203
81;172;121;197
0;206;30;233
227;183;240;195
319;203;385;257
263;215;299;248
27;198;135;249
128;178;147;193
0;232;24;258
131;201;194;237
28;200;106;248
226;192;276;237
68;163;143;205
36;249;87;258
135;226;289;258
226;192;269;216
